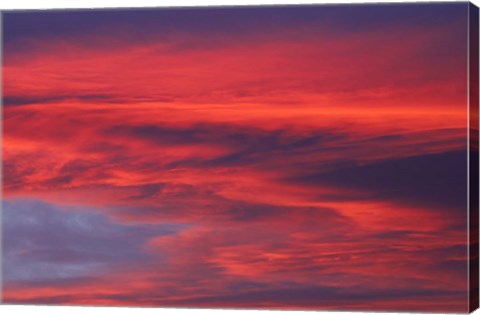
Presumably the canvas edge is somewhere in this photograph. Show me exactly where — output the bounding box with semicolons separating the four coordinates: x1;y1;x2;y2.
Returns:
468;1;479;314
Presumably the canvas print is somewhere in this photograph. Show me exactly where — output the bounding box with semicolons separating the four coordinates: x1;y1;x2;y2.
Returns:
1;2;479;313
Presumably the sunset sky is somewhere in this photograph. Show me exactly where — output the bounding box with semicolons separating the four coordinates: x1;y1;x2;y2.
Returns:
1;3;473;312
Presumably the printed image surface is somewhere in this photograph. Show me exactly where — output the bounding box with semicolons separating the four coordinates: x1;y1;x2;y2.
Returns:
2;3;470;311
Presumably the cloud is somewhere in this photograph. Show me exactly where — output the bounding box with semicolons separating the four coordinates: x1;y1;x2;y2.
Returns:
286;150;467;214
3;3;467;109
2;198;185;285
163;284;465;311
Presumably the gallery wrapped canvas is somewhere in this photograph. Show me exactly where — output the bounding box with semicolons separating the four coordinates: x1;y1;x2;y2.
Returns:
1;2;479;313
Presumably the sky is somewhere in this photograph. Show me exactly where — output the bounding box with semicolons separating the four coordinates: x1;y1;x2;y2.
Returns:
1;3;472;312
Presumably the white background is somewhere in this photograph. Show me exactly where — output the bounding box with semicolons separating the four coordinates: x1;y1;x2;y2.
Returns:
0;0;478;315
